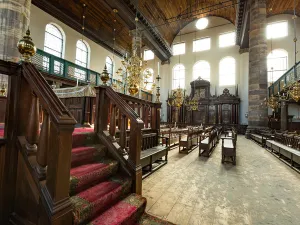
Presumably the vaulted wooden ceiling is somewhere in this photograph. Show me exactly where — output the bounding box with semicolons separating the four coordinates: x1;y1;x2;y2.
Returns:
32;0;300;61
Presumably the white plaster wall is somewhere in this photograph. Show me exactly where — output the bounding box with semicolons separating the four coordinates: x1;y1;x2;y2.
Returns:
267;14;300;69
29;5;123;78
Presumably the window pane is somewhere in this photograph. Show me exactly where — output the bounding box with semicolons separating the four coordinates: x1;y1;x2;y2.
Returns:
219;32;236;47
144;50;154;61
173;43;186;55
193;38;211;52
143;68;154;90
44;24;63;58
75;40;88;68
267;49;288;83
219;57;235;86
173;64;185;88
106;57;113;76
193;61;210;81
267;21;288;39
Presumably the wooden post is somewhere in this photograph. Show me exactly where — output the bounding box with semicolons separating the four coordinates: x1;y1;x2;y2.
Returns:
36;109;50;179
95;86;109;133
25;92;40;152
109;104;116;138
119;114;127;150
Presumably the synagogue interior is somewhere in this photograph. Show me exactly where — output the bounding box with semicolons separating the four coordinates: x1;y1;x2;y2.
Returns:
1;0;300;224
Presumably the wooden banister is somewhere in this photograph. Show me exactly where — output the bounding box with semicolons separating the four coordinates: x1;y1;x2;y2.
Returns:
20;63;76;224
95;86;144;194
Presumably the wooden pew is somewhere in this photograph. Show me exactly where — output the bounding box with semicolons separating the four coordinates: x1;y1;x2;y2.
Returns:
221;129;237;165
199;127;220;157
178;127;202;154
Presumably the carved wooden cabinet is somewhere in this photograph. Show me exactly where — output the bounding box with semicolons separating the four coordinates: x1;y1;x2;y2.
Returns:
167;78;240;125
0;96;7;123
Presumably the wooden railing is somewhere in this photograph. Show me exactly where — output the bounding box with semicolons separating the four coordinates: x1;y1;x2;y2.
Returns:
14;62;76;224
95;86;145;194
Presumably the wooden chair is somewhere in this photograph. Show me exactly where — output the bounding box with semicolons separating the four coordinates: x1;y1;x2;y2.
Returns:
221;130;237;165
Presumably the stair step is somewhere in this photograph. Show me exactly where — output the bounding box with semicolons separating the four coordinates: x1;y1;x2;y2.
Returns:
71;176;132;225
87;193;147;225
136;213;176;225
71;145;107;168
73;130;96;148
70;159;118;195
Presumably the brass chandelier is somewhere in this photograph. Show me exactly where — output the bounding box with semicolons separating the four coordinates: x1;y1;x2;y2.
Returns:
167;87;185;107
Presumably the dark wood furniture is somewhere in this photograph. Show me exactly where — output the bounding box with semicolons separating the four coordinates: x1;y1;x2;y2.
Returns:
221;129;237;165
178;127;202;154
0;96;6;123
167;78;240;125
199;126;221;157
160;127;188;148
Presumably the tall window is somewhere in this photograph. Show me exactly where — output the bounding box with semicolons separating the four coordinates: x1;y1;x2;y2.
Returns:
193;38;211;52
44;24;64;57
173;64;185;88
267;49;288;83
75;40;89;68
173;43;186;55
267;21;288;39
219;32;236;47
219;57;236;86
193;61;210;81
144;49;154;61
75;40;89;80
106;57;113;77
44;24;64;74
143;68;154;90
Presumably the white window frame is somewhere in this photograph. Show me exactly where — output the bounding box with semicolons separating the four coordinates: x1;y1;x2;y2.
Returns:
193;37;211;52
193;60;210;81
219;31;236;48
219;57;236;86
173;43;186;56
172;64;185;89
143;49;154;61
267;49;288;83
267;21;288;39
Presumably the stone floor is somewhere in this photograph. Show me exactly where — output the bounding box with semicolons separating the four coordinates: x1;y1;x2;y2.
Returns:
142;135;300;225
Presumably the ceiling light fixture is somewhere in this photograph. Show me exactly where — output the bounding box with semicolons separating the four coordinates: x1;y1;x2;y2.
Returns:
196;18;208;30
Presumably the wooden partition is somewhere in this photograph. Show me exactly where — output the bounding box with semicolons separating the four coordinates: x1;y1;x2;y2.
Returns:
0;96;6;123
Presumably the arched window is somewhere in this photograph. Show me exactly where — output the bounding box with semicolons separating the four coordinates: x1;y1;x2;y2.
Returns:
143;68;154;91
106;57;113;77
75;40;89;68
173;64;185;89
267;49;288;83
219;57;236;86
193;61;210;81
44;24;64;57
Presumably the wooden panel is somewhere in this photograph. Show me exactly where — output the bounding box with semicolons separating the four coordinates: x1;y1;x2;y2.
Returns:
0;96;6;123
14;152;39;224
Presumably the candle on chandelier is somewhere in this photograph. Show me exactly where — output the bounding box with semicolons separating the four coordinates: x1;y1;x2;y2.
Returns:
157;62;160;75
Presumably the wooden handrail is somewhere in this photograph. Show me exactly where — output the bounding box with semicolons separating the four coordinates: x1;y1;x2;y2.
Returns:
20;62;76;224
95;86;144;194
22;63;76;125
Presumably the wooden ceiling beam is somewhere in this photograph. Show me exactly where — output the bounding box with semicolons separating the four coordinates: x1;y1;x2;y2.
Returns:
105;0;173;61
32;0;126;58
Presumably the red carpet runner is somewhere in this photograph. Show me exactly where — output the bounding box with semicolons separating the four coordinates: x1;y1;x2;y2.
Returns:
70;128;174;225
0;123;4;138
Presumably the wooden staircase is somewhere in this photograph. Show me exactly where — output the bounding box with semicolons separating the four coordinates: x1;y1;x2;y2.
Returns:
0;62;173;225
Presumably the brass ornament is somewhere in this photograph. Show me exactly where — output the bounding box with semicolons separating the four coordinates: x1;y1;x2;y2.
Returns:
128;84;139;96
101;65;110;85
168;87;185;108
17;28;36;62
0;83;6;96
267;94;279;110
289;82;300;102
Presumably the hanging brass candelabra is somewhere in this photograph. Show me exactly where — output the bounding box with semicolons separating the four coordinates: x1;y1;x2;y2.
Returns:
289;81;300;102
168;87;185;107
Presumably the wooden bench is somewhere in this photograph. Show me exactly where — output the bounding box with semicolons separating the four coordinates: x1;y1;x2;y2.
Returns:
178;127;202;154
140;130;169;178
160;127;188;148
221;130;237;165
199;127;220;157
266;139;300;167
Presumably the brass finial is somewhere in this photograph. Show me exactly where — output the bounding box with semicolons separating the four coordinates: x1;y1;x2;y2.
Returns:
101;65;110;85
17;28;36;62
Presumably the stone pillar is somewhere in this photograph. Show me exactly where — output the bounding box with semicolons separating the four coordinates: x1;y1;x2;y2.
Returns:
0;0;31;62
247;0;268;132
280;101;288;131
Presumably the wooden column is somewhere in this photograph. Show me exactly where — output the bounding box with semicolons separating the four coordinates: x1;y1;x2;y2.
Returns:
281;100;288;131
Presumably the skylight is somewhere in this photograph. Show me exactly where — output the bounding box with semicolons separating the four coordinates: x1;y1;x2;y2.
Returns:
196;18;209;30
